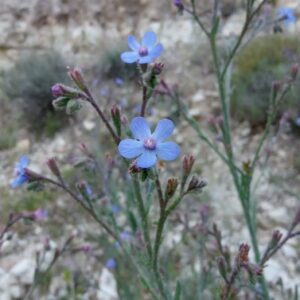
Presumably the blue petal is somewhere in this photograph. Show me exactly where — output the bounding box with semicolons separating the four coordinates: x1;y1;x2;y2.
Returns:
156;142;180;161
19;155;29;168
121;51;139;63
142;31;157;47
149;43;163;59
130;117;151;140
128;35;140;51
118;139;144;159
136;150;157;168
11;174;28;188
152;119;175;142
138;55;154;64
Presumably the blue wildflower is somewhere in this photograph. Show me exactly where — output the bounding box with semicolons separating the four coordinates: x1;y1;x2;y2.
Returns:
120;230;132;241
115;77;124;86
278;7;296;26
118;117;180;168
105;258;117;269
11;156;29;188
295;116;300;126
121;31;163;64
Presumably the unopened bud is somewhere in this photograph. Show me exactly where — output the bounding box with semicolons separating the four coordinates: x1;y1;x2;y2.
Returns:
217;256;228;281
68;67;87;91
165;178;179;199
173;0;184;14
238;243;250;263
291;63;299;80
46;157;61;178
24;168;41;181
51;83;80;98
111;104;121;136
81;243;92;253
182;154;195;177
187;176;206;193
269;230;283;249
152;62;164;75
291;205;300;231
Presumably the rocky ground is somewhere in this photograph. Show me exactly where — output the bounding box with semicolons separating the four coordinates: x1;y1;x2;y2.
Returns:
0;0;300;299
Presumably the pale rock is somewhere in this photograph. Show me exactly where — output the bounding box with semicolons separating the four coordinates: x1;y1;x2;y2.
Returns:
10;259;35;285
83;120;96;131
192;90;205;103
0;273;17;291
16;139;30;152
97;269;118;300
10;285;24;298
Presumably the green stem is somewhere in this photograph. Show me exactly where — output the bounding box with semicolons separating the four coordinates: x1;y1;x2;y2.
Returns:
132;175;153;262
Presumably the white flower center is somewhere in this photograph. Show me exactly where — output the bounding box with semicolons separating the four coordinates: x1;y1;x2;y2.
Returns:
143;137;156;150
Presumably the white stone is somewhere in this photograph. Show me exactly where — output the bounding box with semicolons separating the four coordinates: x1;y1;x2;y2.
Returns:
97;269;118;300
10;259;35;285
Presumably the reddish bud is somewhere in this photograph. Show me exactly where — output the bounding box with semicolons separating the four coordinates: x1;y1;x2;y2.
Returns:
272;80;281;93
165;178;179;199
187;176;206;193
111;104;121;136
68;67;87;91
183;154;195;175
269;230;283;248
291;63;299;80
291;205;300;230
217;256;228;281
46;157;61;178
238;243;250;263
152;62;164;75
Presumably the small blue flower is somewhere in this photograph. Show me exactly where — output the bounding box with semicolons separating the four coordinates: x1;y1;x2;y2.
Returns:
115;77;124;86
295;116;300;126
118;117;180;168
278;7;296;26
121;31;163;64
111;203;121;214
105;258;117;269
120;230;132;241
11;156;29;188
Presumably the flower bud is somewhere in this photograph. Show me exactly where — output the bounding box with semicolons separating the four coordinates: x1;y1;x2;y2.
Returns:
52;84;65;98
291;63;299;80
217;256;228;281
269;230;283;249
173;0;184;14
46;157;61;178
68;67;87;91
111;104;122;136
51;83;80;98
24;168;42;181
238;243;250;263
182;154;195;177
187;176;206;193
152;62;164;75
291;205;300;231
165;178;179;199
81;243;92;253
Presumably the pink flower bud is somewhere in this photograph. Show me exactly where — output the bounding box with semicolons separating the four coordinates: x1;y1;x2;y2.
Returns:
68;68;87;91
165;178;179;199
46;157;61;178
291;63;299;80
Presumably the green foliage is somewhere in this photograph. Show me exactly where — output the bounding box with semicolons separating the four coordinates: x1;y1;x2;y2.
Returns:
232;34;300;126
1;50;70;136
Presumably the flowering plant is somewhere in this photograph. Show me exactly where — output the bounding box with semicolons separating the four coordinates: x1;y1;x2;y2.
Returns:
4;1;300;299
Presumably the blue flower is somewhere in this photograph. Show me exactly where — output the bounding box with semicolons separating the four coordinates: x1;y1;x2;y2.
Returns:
105;258;117;269
11;156;29;188
295;116;300;126
278;7;296;26
121;31;163;64
118;117;180;168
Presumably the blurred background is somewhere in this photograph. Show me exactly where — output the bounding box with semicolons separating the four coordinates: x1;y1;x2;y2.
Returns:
0;0;300;299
